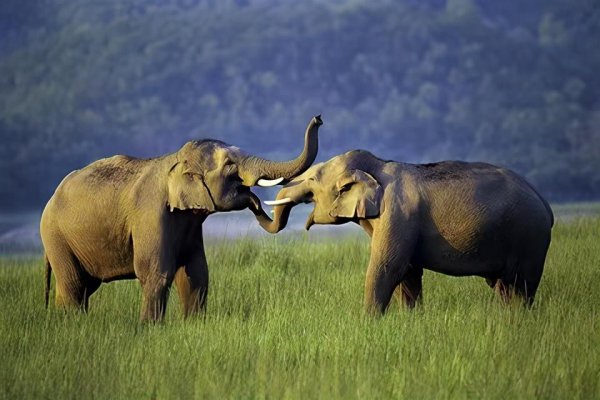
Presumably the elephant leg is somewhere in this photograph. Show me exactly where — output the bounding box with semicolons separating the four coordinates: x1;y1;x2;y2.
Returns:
174;248;209;318
493;276;538;306
56;272;100;311
135;251;175;322
494;247;547;306
513;250;547;306
500;229;550;306
492;279;513;303
132;224;176;322
364;222;416;315
365;255;412;315
45;238;100;311
364;264;398;315
139;273;172;322
395;266;423;308
505;272;542;307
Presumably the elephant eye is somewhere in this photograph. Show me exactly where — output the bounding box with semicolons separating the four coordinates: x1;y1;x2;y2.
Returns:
338;183;353;195
222;158;238;174
225;163;238;175
184;172;201;181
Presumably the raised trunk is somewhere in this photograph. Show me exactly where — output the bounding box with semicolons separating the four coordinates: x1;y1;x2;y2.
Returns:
239;115;322;185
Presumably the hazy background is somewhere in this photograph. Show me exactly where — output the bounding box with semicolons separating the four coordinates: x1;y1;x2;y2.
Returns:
1;0;599;247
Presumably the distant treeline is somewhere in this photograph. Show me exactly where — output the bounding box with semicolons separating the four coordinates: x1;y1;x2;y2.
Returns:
1;0;599;209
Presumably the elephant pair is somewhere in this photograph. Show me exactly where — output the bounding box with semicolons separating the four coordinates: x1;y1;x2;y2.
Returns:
41;115;553;321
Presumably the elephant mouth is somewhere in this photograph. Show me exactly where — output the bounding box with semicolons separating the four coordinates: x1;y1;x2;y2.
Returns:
246;188;275;217
263;195;317;231
237;175;293;210
260;184;316;234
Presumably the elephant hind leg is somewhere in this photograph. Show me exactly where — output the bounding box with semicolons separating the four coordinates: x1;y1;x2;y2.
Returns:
46;243;100;311
491;266;543;307
498;225;550;306
496;244;547;306
484;277;508;301
491;279;513;304
516;247;548;306
485;278;496;288
512;272;542;306
492;277;539;306
394;266;423;308
55;267;100;311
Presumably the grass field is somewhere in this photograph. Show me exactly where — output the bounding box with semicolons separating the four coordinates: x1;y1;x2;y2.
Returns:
1;218;599;399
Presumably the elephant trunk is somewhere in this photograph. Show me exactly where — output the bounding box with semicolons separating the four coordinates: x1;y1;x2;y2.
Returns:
239;115;322;186
254;182;310;234
245;189;293;234
254;203;294;234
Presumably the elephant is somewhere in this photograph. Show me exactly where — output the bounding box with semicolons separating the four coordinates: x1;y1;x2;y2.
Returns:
40;115;323;321
257;149;553;314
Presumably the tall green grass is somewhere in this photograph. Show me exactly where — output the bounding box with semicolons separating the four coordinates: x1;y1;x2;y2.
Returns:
1;219;599;399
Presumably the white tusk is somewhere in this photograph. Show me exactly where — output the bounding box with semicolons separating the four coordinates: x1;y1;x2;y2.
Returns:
257;177;284;187
264;197;293;206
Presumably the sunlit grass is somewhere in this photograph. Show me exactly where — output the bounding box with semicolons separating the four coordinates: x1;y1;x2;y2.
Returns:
1;219;599;399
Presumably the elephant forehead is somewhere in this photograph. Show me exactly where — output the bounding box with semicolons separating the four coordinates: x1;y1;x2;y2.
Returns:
290;162;324;181
213;147;234;163
321;160;352;180
224;146;251;164
198;146;239;171
180;140;226;171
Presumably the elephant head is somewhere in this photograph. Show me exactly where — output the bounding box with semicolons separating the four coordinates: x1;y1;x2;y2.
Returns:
257;150;384;233
166;115;322;217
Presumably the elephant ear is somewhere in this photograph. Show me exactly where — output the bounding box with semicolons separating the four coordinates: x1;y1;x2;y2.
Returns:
167;161;215;212
330;170;382;219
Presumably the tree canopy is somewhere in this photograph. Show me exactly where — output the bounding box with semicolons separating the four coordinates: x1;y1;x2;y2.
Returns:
1;0;599;209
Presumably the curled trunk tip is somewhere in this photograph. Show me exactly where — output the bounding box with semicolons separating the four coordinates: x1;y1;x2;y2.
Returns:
240;115;322;184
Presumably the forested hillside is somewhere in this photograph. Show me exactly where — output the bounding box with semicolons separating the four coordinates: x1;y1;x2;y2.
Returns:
1;0;599;209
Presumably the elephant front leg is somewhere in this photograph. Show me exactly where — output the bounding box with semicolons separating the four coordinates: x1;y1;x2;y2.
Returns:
174;248;209;318
364;218;417;315
139;273;173;322
135;252;175;323
364;259;409;315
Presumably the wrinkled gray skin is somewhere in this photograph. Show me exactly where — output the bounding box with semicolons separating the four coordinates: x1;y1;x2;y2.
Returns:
258;150;553;314
41;116;322;321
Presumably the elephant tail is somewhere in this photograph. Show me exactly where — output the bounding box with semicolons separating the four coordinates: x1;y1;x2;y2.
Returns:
44;254;51;308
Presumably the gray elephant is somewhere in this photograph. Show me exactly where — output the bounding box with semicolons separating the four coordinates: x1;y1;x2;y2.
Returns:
41;116;323;321
257;150;553;314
